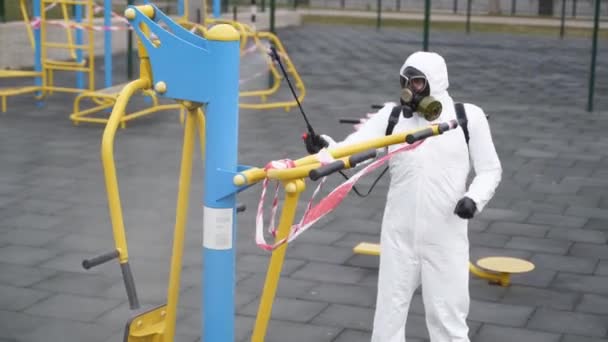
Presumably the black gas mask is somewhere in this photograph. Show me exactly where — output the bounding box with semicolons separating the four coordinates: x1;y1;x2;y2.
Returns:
399;66;442;121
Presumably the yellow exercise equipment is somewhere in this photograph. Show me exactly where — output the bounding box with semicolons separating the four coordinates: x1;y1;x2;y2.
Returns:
352;242;535;287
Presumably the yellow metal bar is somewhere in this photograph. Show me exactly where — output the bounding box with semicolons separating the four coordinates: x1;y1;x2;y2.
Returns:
197;108;206;161
252;179;306;342
165;107;198;340
44;42;92;50
60;2;77;59
101;78;150;264
42;86;91;93
43;64;90;72
0;71;41;78
20;0;34;49
42;0;89;5
235;125;432;186
0;86;41;96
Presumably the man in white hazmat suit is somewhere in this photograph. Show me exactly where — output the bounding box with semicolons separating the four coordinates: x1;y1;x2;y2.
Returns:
305;51;502;341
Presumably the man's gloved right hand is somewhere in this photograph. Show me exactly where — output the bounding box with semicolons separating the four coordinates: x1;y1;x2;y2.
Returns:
303;132;329;154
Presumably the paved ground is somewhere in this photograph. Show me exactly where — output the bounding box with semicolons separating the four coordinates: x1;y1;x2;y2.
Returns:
1;22;608;342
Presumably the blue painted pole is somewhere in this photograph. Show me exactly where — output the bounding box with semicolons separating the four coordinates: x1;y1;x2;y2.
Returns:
34;0;42;103
75;4;84;89
213;0;221;18
203;28;240;342
178;0;184;17
104;0;112;87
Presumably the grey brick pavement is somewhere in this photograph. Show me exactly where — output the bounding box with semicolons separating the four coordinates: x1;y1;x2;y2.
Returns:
1;21;608;342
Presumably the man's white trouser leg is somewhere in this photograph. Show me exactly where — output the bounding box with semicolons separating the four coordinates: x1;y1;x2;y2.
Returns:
421;247;470;342
371;242;421;342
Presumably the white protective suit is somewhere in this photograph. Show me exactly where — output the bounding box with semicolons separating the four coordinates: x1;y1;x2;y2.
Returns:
327;52;502;341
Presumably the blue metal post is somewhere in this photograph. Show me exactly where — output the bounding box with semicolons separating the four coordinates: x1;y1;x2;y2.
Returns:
178;0;184;17
75;4;84;89
213;0;221;17
104;0;112;88
34;0;42;103
203;29;241;341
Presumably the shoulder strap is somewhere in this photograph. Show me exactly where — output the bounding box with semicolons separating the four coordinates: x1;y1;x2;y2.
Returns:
454;102;469;145
385;105;402;136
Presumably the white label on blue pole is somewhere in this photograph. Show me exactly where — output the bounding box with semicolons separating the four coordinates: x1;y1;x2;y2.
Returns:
203;207;233;249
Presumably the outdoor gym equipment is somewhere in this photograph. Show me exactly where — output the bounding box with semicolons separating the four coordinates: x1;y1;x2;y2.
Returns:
0;0;181;126
81;3;241;341
352;242;534;287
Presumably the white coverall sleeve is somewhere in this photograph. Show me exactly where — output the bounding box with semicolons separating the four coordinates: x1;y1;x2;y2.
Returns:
324;104;395;149
464;104;502;212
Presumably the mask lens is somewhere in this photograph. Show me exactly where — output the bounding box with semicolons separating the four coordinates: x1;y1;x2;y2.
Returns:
409;77;427;93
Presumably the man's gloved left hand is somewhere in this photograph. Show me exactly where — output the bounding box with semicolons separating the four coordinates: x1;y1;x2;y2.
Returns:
454;197;477;219
303;132;329;154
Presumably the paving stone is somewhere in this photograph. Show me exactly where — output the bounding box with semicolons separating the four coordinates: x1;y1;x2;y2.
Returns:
468;299;534;327
545;195;601;208
505;237;571;255
332;233;379;248
300;283;377;308
569;242;608;259
5;198;74;216
0;263;57;287
0;213;65;230
288;243;355;264
596;260;608;276
527;308;608;337
23;293;123;323
240;297;328;323
502;200;546;218
0;311;117;342
468;278;508;302
576;294;608;315
0;228;68;247
263;319;342;342
31;272;123;298
561;335;608;342
333;329;375;342
237;274;319;298
290;262;370;284
547;227;607;244
311;303;373;331
0;284;52;311
468;232;511;248
530;253;598;274
528;181;580;195
553;273;608;295
566;206;608;220
486;222;549;238
472;324;561;342
405;314;430;340
292;230;345;245
324;217;381;234
0;245;60;266
476;208;530;222
236;254;307;275
527;213;587;228
501;285;580;311
584;219;608;231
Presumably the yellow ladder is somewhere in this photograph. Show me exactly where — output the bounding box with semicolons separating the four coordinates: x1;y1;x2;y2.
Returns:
40;0;96;94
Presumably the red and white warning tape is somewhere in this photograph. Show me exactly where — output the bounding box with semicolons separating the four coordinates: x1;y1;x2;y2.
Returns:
255;139;425;251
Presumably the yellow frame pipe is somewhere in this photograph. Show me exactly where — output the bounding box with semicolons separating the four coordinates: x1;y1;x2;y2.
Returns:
101;78;150;264
251;179;306;342
234;124;437;186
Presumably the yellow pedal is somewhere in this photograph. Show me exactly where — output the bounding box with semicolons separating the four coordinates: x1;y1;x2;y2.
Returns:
353;242;380;256
477;256;535;274
353;242;535;287
124;304;167;342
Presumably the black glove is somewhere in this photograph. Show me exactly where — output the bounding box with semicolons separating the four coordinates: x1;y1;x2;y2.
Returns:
303;132;328;154
454;196;477;219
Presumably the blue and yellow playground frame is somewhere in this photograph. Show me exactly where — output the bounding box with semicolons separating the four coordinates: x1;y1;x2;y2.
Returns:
85;3;534;341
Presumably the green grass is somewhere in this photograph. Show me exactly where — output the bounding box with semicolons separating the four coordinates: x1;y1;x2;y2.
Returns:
302;14;608;38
